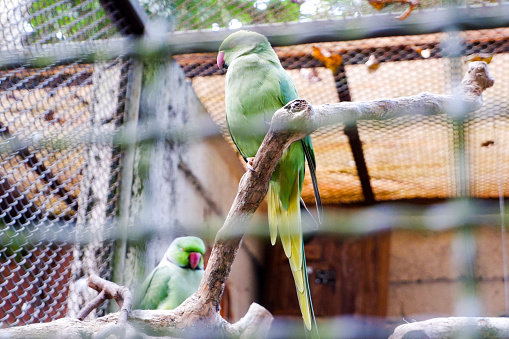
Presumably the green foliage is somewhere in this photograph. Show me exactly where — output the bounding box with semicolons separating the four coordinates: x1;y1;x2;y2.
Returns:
138;0;302;31
0;228;33;265
138;0;465;32
27;0;116;45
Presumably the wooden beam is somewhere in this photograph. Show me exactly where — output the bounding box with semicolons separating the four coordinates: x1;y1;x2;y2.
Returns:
332;62;376;205
99;0;149;36
344;123;376;205
178;33;509;78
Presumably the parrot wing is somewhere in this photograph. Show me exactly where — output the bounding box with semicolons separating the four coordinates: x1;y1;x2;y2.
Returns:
226;113;248;161
278;69;322;223
302;135;323;223
135;264;173;310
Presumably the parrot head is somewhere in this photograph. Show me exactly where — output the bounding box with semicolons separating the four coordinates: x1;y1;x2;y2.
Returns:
165;236;206;270
217;30;271;72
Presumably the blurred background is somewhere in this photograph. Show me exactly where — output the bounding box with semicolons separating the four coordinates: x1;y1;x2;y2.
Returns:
0;0;508;337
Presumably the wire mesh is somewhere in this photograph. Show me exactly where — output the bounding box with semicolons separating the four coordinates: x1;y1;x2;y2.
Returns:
0;0;129;328
0;0;508;335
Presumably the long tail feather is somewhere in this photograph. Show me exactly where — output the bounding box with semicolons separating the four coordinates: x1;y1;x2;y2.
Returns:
301;137;322;223
269;183;305;292
302;244;320;339
268;185;279;246
268;178;316;334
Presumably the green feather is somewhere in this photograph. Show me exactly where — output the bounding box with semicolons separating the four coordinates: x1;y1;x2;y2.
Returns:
220;30;321;336
134;236;205;310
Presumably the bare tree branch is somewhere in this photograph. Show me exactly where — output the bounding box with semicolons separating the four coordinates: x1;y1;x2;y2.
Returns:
311;61;494;128
75;275;132;338
390;317;509;338
0;61;494;338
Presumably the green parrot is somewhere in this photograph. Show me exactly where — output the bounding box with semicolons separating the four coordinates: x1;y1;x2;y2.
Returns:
134;236;206;310
217;30;322;334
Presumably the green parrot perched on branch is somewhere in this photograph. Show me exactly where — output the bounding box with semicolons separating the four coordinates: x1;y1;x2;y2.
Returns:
217;30;322;335
133;236;206;310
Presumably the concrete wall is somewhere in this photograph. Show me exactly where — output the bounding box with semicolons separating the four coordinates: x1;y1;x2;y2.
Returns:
387;227;509;319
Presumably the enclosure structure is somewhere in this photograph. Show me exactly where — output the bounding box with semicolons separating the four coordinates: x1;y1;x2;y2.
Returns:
0;0;508;336
0;0;135;325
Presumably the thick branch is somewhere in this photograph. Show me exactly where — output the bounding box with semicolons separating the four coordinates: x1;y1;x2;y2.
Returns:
0;305;272;339
137;61;493;335
390;317;509;338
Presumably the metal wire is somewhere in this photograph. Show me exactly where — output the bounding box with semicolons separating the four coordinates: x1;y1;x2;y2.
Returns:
0;0;507;333
0;0;128;327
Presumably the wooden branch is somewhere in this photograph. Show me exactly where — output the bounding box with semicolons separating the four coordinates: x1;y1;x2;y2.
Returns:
0;61;493;338
390;317;509;338
230;303;274;337
75;275;132;338
0;303;273;339
313;61;494;128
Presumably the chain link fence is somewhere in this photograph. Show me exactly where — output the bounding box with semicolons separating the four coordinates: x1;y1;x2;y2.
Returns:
0;0;508;334
0;0;131;327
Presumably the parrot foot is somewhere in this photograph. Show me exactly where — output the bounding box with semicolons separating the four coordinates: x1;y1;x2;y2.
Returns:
246;157;255;172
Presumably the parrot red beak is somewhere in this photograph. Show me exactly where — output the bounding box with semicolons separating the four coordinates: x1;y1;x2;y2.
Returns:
217;51;225;71
189;252;202;270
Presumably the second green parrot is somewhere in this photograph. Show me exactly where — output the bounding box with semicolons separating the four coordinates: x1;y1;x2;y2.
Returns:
133;236;206;310
218;30;321;334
